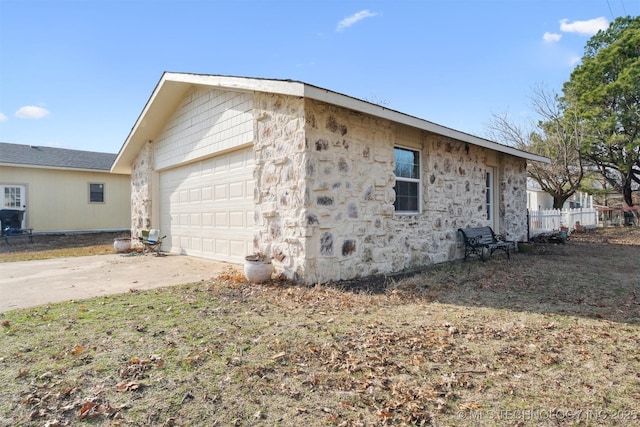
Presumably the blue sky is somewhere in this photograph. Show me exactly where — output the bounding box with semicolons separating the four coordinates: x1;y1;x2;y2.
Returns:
0;0;637;154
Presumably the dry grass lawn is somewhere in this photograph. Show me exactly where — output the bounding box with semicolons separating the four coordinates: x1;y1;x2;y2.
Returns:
1;228;639;426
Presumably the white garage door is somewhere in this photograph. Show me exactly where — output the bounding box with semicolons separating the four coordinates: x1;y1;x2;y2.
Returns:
159;147;255;263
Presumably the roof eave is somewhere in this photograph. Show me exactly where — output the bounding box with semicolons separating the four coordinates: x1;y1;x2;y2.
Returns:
111;72;550;173
112;73;182;174
111;73;308;174
303;85;551;164
1;162;115;173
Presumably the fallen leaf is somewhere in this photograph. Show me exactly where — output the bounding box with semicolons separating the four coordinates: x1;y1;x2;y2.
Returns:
271;351;286;361
15;368;29;379
38;371;54;380
377;411;392;419
97;403;121;415
116;381;143;392
78;401;125;420
59;387;74;398
22;394;38;405
29;408;48;419
78;401;96;419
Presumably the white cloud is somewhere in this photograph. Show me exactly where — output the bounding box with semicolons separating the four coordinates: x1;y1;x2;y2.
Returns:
543;32;562;43
15;105;50;119
336;10;378;32
0;113;8;122
559;17;609;36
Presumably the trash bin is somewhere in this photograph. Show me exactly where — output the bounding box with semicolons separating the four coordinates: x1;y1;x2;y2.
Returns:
623;211;634;226
0;209;24;235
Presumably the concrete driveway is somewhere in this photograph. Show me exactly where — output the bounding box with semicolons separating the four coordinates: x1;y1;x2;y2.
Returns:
0;253;240;312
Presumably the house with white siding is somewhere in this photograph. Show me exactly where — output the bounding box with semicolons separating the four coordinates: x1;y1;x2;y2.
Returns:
112;72;548;284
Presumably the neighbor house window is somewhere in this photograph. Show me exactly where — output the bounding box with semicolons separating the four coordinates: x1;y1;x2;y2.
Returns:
3;186;23;208
394;147;420;213
89;183;105;203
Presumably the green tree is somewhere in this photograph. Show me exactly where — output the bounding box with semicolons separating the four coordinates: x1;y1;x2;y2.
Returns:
562;16;640;208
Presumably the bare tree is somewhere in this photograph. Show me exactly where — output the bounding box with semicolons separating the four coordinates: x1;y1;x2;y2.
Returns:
487;85;585;209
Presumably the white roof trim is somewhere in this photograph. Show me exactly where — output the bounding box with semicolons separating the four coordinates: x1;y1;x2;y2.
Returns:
0;162;118;174
164;72;307;97
302;85;549;163
112;72;549;173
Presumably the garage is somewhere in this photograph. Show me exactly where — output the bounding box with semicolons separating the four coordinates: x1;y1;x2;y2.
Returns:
159;146;255;263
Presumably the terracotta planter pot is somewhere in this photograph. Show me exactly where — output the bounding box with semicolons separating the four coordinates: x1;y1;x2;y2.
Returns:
244;255;273;283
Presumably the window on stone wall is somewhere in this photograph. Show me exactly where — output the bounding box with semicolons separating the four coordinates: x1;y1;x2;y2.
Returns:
89;183;105;203
393;147;420;213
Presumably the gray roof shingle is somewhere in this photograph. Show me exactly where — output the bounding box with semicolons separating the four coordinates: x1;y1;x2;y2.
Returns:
0;142;116;171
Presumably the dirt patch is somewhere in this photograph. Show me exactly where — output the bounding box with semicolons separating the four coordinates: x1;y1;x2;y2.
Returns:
0;231;129;254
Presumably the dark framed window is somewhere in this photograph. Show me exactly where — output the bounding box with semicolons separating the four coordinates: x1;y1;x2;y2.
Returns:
485;171;492;220
393;147;420;213
89;183;105;203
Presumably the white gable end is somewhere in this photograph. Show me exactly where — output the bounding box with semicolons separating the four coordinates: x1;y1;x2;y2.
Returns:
154;86;254;171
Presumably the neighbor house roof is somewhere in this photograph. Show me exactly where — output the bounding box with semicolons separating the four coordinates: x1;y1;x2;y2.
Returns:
0;142;117;172
112;72;550;173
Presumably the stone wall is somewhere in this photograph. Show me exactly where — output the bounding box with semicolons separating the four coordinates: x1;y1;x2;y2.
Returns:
303;100;397;283
297;100;528;284
130;141;153;240
252;93;308;281
498;154;528;241
389;133;527;271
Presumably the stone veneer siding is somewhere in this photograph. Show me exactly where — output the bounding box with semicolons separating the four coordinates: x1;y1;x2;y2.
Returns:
130;141;154;240
497;154;528;237
254;95;527;284
131;90;527;284
252;93;309;281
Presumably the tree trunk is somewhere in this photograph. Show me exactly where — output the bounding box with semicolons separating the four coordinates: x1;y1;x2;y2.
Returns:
622;178;634;208
552;195;571;210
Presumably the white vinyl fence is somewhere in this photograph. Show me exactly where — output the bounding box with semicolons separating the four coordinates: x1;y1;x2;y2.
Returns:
528;208;598;235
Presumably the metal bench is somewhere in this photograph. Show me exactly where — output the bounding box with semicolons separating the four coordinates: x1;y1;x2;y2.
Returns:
458;226;514;261
2;228;34;245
